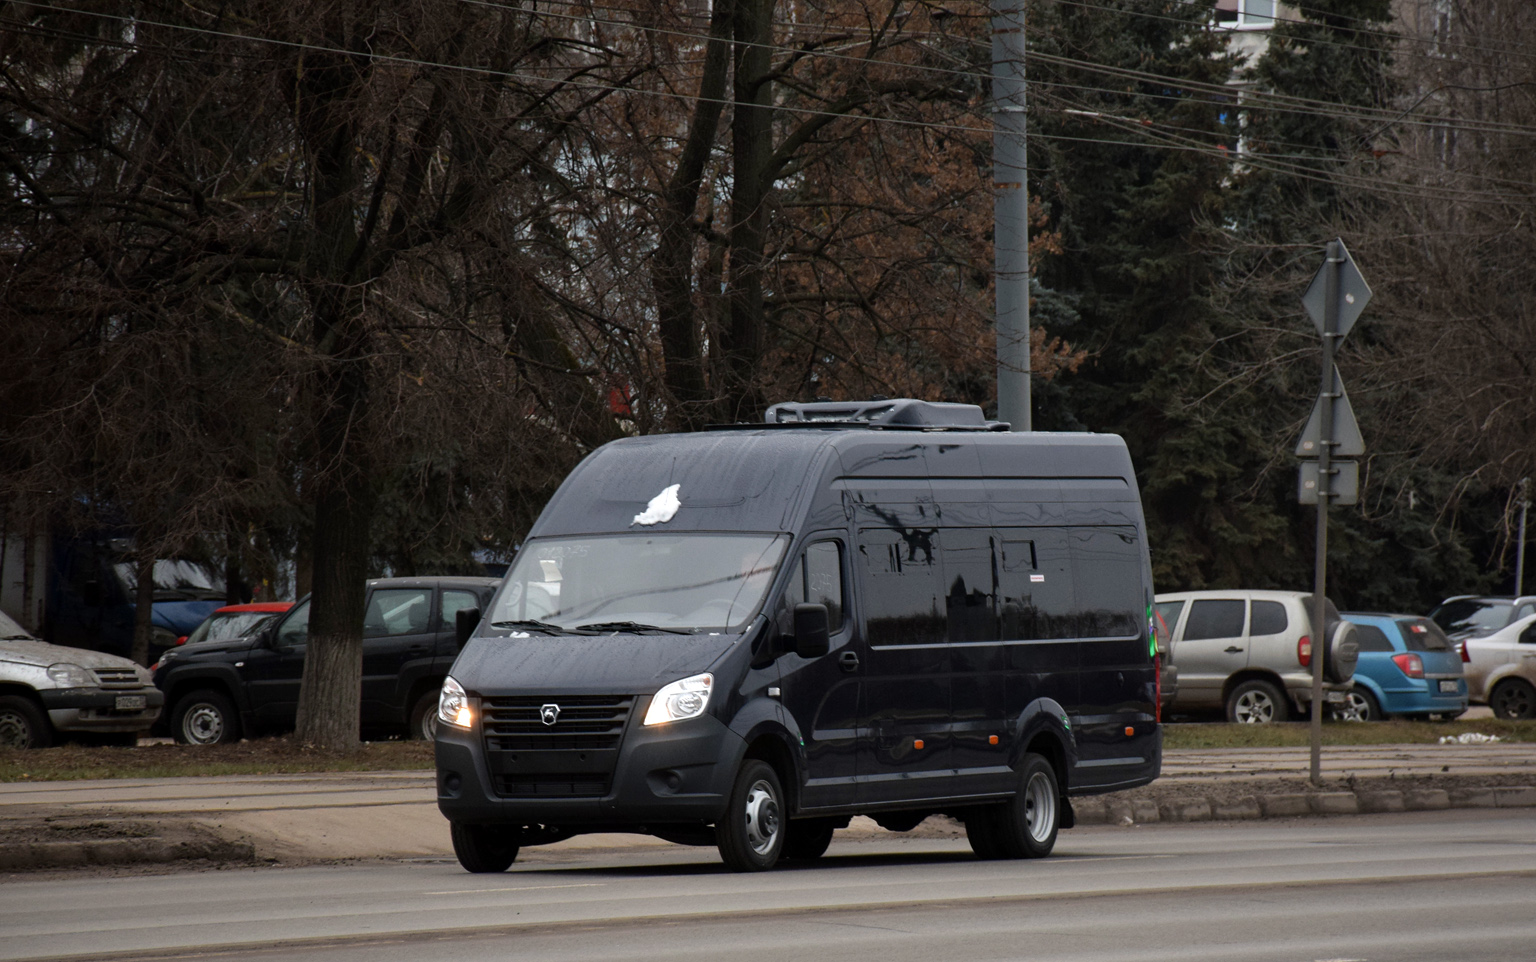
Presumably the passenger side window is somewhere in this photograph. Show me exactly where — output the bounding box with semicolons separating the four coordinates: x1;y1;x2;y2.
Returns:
1155;601;1186;638
996;527;1076;640
858;527;944;646
804;541;844;633
1182;599;1245;640
941;528;997;642
276;600;310;649
1353;625;1395;652
1520;622;1536;645
1069;527;1142;638
364;588;432;637
439;589;481;632
1249;601;1288;636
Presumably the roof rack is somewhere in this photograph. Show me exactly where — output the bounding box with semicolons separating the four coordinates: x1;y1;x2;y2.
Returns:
708;398;1011;432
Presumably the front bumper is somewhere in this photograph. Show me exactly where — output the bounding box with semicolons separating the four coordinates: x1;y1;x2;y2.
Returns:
435;709;746;829
40;688;164;733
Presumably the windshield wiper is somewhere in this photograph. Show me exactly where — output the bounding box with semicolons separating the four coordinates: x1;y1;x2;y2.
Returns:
573;620;694;635
489;619;570;635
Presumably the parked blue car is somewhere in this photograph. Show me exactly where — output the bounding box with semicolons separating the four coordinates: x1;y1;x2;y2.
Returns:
1340;613;1468;721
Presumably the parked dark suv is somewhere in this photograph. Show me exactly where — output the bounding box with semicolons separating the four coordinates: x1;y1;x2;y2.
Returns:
152;577;498;744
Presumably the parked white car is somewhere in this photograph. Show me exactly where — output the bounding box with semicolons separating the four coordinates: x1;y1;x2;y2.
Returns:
0;610;163;748
1154;590;1359;723
1461;613;1536;719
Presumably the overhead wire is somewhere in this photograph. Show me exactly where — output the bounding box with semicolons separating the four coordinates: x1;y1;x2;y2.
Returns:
3;1;1529;209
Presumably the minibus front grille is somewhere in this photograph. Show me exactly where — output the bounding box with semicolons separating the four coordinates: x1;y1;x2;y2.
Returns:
480;694;634;751
494;774;611;798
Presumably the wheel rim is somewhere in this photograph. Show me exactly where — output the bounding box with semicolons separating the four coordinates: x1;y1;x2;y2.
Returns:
742;779;781;856
419;708;439;741
1023;770;1056;844
0;710;32;749
1233;689;1276;723
1493;684;1534;719
183;704;224;744
1346;692;1371;721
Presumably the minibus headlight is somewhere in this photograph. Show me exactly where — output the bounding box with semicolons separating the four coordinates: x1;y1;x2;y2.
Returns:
643;672;713;726
438;676;473;730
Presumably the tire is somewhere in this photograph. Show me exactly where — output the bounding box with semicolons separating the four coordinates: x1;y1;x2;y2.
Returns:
715;759;785;872
408;689;440;741
966;753;1061;860
782;819;837;860
1227;679;1290;724
450;822;519;873
0;695;53;749
1489;679;1536;720
1344;688;1385;722
171;690;241;745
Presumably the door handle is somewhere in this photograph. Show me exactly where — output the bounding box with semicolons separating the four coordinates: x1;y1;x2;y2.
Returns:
1224;646;1244;654
838;650;860;673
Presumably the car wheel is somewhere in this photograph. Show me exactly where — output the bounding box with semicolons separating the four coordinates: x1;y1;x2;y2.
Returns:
0;695;53;749
715;759;785;872
408;689;440;741
965;752;1061;860
171;690;241;745
1227;679;1289;724
1344;688;1385;722
450;822;519;873
1489;679;1536;720
781;818;837;860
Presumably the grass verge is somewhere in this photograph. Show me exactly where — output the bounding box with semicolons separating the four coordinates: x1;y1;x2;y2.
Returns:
0;738;433;782
1164;717;1536;749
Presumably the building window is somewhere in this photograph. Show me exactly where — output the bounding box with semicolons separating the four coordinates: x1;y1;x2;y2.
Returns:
1216;0;1277;31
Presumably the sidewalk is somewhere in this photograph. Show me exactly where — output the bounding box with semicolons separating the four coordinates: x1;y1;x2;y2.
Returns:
3;743;1533;872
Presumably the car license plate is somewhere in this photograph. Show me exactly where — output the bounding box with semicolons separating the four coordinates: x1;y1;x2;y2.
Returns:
1439;680;1459;693
1325;691;1345;703
115;695;146;711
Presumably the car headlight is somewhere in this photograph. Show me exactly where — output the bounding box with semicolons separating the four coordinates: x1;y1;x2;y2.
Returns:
438;676;473;730
47;663;97;688
643;672;713;726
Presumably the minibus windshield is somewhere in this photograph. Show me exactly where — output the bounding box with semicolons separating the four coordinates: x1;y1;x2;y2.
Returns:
490;533;788;633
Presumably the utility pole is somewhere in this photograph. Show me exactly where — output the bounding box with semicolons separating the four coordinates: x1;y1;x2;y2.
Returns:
1518;478;1531;597
992;0;1030;432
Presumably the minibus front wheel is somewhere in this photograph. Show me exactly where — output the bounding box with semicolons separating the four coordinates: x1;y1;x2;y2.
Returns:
450;822;520;873
716;759;785;871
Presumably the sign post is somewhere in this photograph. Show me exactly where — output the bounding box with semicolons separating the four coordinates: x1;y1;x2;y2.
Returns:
1297;239;1370;785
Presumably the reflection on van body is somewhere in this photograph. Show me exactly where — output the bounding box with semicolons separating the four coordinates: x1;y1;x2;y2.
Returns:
435;399;1161;872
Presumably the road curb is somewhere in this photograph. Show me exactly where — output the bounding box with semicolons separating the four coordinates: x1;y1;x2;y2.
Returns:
0;835;255;871
1073;785;1536;825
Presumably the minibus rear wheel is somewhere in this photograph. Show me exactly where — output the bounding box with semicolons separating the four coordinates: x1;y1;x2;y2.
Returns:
965;752;1060;860
450;822;519;873
716;759;785;871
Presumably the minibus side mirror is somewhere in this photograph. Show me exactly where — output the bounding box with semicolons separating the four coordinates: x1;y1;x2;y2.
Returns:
793;603;831;658
455;606;481;649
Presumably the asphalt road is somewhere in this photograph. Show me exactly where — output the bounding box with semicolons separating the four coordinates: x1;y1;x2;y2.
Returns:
5;808;1534;962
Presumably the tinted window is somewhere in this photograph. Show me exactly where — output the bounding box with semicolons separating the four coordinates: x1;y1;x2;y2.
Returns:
1353;624;1395;652
859;527;944;646
1182;599;1245;641
440;589;481;631
276;599;310;648
804;541;844;633
364;588;432;637
1250;601;1288;636
997;527;1076;640
941;529;997;642
1070;527;1142;638
1396;618;1450;652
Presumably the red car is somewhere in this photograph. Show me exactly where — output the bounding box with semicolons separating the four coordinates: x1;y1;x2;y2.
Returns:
178;602;294;647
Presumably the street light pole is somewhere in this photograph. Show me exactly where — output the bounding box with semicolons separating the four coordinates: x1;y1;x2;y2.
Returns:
992;0;1030;432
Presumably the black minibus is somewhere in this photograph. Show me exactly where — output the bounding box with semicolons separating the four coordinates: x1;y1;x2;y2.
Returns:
435;399;1161;871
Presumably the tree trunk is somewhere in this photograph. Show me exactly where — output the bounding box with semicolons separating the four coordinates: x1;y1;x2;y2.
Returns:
131;551;155;666
652;0;735;431
721;0;775;424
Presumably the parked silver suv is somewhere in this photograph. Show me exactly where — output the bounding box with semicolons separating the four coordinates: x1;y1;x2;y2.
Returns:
1154;590;1359;723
